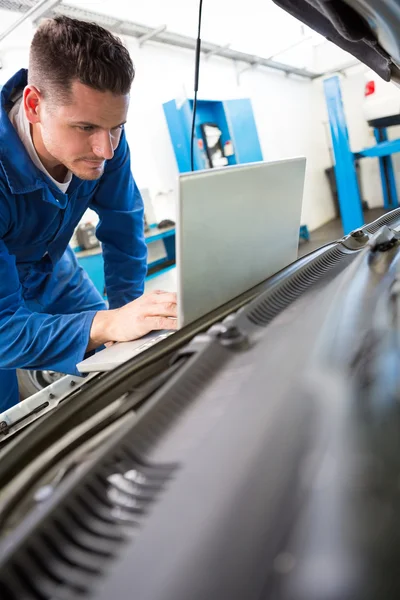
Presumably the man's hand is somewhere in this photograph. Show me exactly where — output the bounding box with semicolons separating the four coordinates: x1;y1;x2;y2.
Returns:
88;290;177;351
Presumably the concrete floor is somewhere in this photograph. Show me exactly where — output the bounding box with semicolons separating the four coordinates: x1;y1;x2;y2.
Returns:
298;208;387;258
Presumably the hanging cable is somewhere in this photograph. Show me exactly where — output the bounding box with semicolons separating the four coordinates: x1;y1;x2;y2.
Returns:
190;0;204;171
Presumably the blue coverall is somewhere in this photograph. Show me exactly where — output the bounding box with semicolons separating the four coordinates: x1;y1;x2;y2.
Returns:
0;69;148;411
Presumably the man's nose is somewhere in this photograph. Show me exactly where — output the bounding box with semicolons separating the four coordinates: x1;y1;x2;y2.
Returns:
92;131;114;160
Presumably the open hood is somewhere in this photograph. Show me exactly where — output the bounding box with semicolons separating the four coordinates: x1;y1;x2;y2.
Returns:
273;0;400;81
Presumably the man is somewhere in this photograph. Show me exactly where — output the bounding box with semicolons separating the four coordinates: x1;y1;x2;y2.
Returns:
0;16;177;411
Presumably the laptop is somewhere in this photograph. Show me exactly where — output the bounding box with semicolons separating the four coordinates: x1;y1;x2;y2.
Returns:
77;158;306;373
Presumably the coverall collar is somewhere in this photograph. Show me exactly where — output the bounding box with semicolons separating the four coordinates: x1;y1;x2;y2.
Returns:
0;69;81;205
0;69;46;194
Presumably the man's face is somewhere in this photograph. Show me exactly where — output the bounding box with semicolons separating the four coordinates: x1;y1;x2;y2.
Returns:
25;80;129;180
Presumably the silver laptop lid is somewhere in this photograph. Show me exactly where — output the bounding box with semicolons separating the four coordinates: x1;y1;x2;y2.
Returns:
177;158;306;326
77;158;305;373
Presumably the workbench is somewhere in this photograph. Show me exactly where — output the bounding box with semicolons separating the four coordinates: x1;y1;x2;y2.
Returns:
74;225;176;298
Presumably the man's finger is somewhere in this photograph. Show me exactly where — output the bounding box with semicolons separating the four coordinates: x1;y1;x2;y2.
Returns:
146;316;178;331
145;302;177;318
150;291;177;305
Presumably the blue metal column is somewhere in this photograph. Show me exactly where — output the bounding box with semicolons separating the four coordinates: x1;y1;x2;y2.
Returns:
323;76;364;234
374;127;399;209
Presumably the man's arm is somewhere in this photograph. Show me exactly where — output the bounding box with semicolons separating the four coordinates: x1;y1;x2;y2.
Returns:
89;129;148;309
0;238;98;375
0;238;177;372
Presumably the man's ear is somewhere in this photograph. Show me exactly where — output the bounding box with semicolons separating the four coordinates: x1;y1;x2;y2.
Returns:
23;85;42;124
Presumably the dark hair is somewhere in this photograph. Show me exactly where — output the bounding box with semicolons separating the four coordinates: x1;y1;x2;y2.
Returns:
29;15;135;101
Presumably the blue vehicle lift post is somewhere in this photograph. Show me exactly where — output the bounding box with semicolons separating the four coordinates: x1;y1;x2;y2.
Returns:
324;75;399;235
373;127;399;211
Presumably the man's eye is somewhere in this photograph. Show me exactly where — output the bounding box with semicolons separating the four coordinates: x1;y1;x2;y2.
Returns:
78;125;123;133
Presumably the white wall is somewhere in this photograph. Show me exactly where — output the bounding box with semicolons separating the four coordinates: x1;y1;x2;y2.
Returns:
123;36;335;228
0;10;31;83
0;9;337;231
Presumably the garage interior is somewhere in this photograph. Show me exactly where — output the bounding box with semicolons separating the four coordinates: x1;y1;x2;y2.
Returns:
0;0;400;598
1;0;396;235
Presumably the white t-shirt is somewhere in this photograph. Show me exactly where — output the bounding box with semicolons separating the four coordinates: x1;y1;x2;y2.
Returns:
8;96;72;193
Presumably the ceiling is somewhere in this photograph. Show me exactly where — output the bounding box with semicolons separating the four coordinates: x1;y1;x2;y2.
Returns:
0;0;359;77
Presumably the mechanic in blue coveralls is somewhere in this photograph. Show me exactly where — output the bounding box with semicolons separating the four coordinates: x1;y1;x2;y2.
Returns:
0;16;178;411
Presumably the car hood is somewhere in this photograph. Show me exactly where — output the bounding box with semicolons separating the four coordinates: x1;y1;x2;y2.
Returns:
273;0;400;81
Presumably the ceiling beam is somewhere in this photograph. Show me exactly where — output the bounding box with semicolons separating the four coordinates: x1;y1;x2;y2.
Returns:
138;25;167;47
2;0;345;79
54;3;318;79
0;0;62;43
204;43;231;60
0;0;311;79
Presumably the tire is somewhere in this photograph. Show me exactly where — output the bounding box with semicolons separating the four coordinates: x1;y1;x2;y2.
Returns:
17;369;65;400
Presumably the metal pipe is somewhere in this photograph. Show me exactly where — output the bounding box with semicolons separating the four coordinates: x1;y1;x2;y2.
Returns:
2;0;319;79
205;43;231;60
0;0;62;44
53;3;318;79
138;25;167;47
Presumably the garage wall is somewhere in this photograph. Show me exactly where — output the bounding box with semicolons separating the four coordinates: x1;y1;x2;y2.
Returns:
0;11;32;83
122;36;335;229
0;10;336;231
